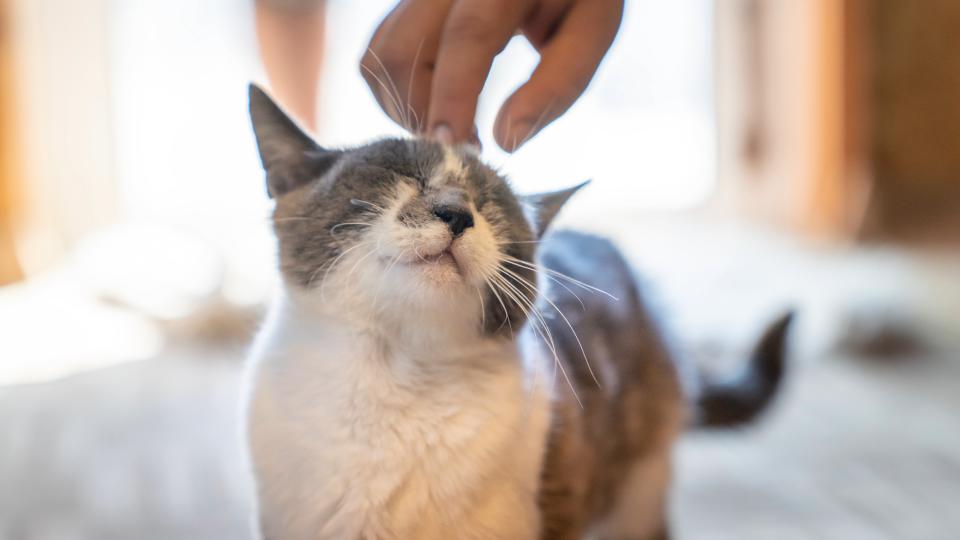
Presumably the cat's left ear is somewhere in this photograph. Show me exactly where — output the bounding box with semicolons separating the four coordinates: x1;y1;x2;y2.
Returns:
520;180;589;238
249;83;340;198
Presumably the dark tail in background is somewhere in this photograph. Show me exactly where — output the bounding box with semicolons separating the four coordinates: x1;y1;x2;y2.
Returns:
695;312;795;428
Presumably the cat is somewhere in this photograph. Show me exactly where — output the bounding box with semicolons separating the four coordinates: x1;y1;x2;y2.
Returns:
242;84;792;540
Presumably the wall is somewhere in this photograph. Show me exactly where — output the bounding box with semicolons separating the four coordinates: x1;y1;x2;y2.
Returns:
869;0;960;240
714;0;867;238
6;0;117;273
0;0;23;284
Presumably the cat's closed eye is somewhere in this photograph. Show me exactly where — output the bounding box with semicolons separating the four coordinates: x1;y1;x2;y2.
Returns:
349;198;386;214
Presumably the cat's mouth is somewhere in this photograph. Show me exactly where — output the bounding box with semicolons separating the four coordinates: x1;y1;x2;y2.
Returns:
407;246;463;277
413;248;457;267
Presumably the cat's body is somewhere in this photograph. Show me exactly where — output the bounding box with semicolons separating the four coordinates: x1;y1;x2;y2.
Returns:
247;289;550;539
246;232;682;540
243;85;790;540
534;232;685;540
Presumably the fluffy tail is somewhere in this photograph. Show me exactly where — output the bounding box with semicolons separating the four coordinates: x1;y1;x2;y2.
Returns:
695;312;795;428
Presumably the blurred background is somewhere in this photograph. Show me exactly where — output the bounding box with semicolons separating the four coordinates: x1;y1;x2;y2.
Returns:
0;0;958;538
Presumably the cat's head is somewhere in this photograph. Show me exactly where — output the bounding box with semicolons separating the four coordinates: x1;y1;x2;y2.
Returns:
249;84;583;338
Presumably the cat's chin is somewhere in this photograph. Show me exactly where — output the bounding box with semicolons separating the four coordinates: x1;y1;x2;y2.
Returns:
394;247;468;287
406;255;462;286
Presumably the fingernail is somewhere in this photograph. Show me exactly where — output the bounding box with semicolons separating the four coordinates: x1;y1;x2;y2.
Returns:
431;123;454;145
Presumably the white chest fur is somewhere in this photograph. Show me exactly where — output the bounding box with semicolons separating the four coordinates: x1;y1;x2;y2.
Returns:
243;297;551;540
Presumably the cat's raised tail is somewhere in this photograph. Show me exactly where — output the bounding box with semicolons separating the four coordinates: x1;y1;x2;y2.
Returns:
694;311;795;428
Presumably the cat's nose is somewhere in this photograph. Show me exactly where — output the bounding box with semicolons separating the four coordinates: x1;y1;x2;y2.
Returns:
433;205;474;237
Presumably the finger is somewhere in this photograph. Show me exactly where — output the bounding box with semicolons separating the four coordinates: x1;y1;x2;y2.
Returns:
494;0;623;151
522;0;575;48
427;0;532;143
361;0;451;132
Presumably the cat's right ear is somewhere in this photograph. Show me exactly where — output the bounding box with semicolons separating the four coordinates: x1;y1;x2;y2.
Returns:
249;83;340;198
520;180;589;238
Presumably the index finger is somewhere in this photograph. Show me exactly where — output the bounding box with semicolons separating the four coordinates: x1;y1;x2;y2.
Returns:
494;0;623;151
361;0;452;133
426;0;531;143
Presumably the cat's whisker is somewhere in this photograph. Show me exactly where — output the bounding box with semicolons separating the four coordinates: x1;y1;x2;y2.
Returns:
500;256;618;301
359;64;406;130
313;241;375;300
500;266;601;389
494;250;587;308
487;265;541;329
372;250;406;313
510;297;583;410
385;250;406;274
490;273;556;361
274;216;322;223
366;48;411;131
488;261;536;328
496;267;542;300
490;274;532;336
372;49;411;132
330;222;373;236
519;96;558;150
406;39;425;134
522;319;554;379
475;286;486;330
309;241;368;288
491;272;583;408
490;274;530;321
496;240;544;245
503;257;610;302
414;246;428;263
490;279;547;416
541;272;586;311
482;268;549;417
483;276;513;334
409;104;422;135
491;273;550;348
499;112;518;160
359;60;409;131
343;247;380;286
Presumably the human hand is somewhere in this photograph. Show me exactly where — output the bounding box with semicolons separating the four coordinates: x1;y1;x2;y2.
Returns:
361;0;624;151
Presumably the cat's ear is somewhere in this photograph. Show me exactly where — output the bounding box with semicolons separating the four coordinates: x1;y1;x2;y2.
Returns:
520;180;589;238
249;83;340;198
